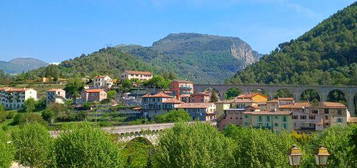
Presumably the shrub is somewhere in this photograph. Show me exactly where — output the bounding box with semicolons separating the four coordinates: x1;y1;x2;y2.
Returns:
0;111;9;122
11;113;45;126
123;137;153;168
11;123;53;168
0;130;14;168
53;123;123;168
154;109;191;123
154;122;235;168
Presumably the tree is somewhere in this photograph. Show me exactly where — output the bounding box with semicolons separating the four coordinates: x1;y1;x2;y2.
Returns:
154;109;191;123
41;109;56;124
143;75;171;89
43;64;60;81
11;113;45;126
274;88;294;98
64;78;84;100
53;123;123;168
225;88;241;99
123;137;153;168
11;123;53;168
0;130;14;168
210;90;219;102
24;98;36;113
107;90;117;100
224;125;295;168
154;123;235;168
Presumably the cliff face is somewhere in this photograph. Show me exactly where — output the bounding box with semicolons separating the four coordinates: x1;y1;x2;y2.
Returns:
118;33;261;83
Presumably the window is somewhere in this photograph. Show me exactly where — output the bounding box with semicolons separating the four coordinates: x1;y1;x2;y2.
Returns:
300;115;307;120
309;115;315;120
325;116;329;120
245;115;248;118
292;115;298;119
258;116;262;122
282;116;287;122
266;116;270;122
337;118;343;123
337;110;342;115
283;124;287;129
324;109;329;114
312;110;318;114
274;123;278;127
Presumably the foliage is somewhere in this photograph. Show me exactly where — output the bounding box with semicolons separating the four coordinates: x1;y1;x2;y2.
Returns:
154;122;235;168
230;3;357;85
64;78;84;99
11;123;53;168
225;88;241;99
11;113;45;126
301;89;320;102
24;98;36;113
154;109;191;123
210;90;219;102
224;125;295;168
123;137;153;168
143;75;171;89
0;130;14;168
274;88;294;98
327;90;347;104
107;90;117;100
53;123;123;168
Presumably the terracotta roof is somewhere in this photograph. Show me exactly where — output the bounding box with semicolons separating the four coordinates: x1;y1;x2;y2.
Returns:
279;102;311;109
319;102;346;109
176;103;215;109
191;91;210;96
1;88;32;92
162;98;182;104
237;93;268;99
85;89;105;93
243;111;291;115
142;92;173;98
95;75;111;79
180;94;191;97
278;97;294;101
124;70;152;75
267;99;279;103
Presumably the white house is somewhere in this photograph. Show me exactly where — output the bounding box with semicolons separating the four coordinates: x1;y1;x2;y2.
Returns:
0;87;37;110
93;75;113;89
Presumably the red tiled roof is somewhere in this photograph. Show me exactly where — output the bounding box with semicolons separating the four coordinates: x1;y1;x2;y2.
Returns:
279;102;310;109
243;111;291;115
267;99;279;103
162;98;182;104
142;92;173;98
279;101;346;109
85;89;105;93
237;93;268;99
124;70;152;75
319;102;346;109
191;91;210;96
176;103;214;109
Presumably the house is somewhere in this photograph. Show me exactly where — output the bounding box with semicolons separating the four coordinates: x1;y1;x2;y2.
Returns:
141;92;182;119
242;110;293;132
218;108;246;129
81;89;107;103
0;87;37;110
236;93;268;103
176;103;216;121
279;101;350;131
93;75;113;89
47;89;66;104
170;80;194;102
190;91;211;103
121;70;153;81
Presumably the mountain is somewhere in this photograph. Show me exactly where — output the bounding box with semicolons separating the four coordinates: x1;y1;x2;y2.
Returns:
229;2;357;85
117;33;261;83
0;58;48;74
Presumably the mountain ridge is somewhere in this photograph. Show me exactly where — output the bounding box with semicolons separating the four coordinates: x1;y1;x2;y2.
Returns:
0;58;48;74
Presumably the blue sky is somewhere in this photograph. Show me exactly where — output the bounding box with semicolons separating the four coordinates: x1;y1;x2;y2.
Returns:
0;0;354;63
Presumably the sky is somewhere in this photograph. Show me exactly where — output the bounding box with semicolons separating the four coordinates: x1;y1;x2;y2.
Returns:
0;0;354;63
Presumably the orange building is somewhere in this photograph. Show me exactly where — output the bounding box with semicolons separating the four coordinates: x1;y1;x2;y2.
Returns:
236;93;268;103
81;89;107;102
170;80;194;102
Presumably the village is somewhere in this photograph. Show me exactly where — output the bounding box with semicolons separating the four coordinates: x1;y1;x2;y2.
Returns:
0;70;355;132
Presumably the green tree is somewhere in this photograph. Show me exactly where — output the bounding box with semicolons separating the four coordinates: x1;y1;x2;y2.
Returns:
225;88;241;99
224;125;295;168
11;123;53;168
210;90;219;102
11;113;45;126
144;75;171;89
64;78;84;100
154;122;235;168
154;109;191;123
0;130;14;168
123;137;153;168
24;98;36;113
107;90;117;100
43;64;60;81
274;88;294;98
53;123;123;168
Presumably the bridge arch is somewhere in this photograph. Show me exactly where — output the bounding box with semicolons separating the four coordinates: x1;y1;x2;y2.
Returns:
273;88;294;98
327;89;347;104
300;89;321;102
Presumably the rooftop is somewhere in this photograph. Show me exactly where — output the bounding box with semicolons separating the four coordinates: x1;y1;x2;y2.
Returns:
142;92;173;98
176;103;215;109
278;97;294;101
237;92;268;99
172;80;193;83
243;111;291;115
0;87;33;92
84;89;105;93
279;101;346;109
124;70;152;75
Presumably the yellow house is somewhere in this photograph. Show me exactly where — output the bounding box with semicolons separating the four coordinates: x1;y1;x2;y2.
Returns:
236;93;268;103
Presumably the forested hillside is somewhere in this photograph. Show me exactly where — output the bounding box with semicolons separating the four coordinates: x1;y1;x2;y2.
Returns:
229;2;357;85
0;58;48;74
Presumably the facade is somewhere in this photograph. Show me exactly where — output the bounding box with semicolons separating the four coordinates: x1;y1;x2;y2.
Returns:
170;80;194;102
190;91;211;103
121;70;153;81
176;103;216;121
81;89;107;103
279;102;350;131
218;108;245;129
242;110;293;132
93;75;113;89
0;88;37;110
142;92;182;119
47;89;66;104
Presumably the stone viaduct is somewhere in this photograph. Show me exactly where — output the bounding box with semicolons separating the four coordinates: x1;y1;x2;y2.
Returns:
194;84;357;116
50;121;217;145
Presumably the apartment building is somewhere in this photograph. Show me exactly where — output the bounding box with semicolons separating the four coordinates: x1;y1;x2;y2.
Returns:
81;89;107;103
121;70;153;81
176;103;216;121
47;89;66;104
141;92;182;119
190;91;211;103
93;75;113;89
0;87;37;110
170;80;194;102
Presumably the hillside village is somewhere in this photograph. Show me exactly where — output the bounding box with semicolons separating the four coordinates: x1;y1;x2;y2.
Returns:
1;70;356;132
